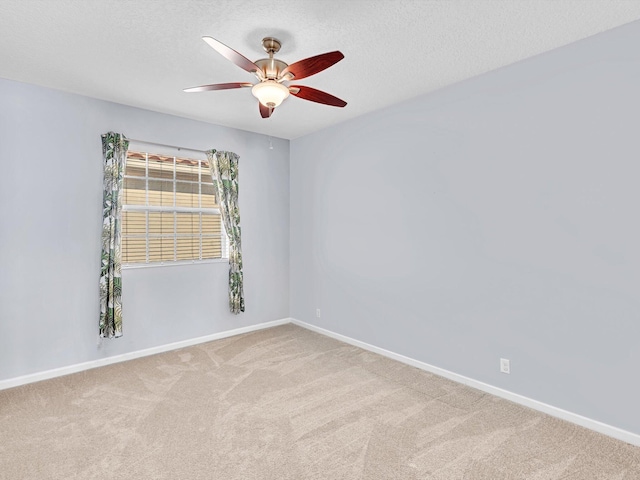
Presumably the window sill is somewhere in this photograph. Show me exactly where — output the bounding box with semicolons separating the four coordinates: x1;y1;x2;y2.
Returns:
122;258;228;270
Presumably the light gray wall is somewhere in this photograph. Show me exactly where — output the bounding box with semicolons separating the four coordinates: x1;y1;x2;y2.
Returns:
290;21;640;434
0;78;289;381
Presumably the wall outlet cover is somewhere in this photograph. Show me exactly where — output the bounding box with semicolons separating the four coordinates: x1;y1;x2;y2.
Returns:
500;358;511;374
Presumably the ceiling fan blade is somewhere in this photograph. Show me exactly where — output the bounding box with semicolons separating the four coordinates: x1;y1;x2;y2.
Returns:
184;82;252;93
259;102;274;118
281;51;344;80
202;36;260;73
289;85;347;107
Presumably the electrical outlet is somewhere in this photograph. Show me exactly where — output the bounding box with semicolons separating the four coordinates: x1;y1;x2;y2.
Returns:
316;308;321;318
500;358;510;374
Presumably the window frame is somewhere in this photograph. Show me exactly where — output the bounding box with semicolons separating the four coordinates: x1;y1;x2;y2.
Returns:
121;147;229;269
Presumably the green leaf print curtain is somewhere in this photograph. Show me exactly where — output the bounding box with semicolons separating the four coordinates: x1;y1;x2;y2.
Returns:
100;132;129;337
207;149;245;314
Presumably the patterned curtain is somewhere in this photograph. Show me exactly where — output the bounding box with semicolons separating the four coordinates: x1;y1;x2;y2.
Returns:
207;149;245;314
100;132;129;337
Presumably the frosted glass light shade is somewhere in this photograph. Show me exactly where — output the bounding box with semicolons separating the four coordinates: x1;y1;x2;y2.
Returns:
251;80;290;107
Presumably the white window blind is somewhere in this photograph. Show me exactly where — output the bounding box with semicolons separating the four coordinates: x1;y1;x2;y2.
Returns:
121;148;228;266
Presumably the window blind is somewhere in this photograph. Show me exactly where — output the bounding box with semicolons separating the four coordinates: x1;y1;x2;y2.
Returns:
121;150;227;265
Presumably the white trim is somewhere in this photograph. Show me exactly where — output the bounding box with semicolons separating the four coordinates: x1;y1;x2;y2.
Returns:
290;318;640;447
128;138;208;156
122;258;228;269
0;318;291;392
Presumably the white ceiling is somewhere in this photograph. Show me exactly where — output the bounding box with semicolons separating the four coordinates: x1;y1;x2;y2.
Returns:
2;1;640;140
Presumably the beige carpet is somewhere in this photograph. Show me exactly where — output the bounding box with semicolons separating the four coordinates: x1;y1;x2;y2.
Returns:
1;324;639;479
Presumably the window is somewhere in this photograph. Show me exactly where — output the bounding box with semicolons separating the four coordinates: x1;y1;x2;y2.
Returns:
121;149;228;266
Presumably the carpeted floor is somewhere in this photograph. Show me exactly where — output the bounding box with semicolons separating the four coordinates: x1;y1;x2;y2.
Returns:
1;324;639;479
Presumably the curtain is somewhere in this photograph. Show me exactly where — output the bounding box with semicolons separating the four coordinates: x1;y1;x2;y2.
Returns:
99;132;129;337
207;149;245;314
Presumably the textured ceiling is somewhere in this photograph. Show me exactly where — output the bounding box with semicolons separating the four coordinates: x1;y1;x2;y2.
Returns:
2;0;640;139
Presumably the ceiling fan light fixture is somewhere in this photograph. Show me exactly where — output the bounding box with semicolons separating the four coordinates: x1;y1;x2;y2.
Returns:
252;80;289;108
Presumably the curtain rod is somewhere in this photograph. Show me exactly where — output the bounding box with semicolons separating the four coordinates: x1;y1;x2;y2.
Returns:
127;138;209;155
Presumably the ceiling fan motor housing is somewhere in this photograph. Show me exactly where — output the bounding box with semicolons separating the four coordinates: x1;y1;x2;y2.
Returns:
255;58;289;80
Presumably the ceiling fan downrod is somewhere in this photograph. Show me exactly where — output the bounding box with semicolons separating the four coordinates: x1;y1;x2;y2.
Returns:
255;37;288;81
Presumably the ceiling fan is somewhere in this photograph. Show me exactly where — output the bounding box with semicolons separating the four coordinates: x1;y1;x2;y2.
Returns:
184;36;346;118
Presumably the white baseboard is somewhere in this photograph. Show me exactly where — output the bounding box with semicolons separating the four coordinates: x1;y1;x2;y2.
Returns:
291;318;640;447
0;318;291;392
